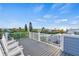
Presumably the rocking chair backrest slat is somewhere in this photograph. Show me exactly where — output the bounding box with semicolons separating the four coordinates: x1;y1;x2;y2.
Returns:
1;34;8;55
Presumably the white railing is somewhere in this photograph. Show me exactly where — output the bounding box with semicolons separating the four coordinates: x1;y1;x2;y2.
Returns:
29;32;79;56
29;32;62;48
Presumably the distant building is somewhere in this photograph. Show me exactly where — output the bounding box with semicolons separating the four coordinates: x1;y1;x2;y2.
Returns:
67;29;79;34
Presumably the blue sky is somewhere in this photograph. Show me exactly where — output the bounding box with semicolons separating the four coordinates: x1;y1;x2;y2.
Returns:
0;3;79;29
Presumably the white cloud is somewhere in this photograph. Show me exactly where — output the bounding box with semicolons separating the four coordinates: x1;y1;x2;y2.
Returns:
73;16;79;20
43;14;58;19
36;19;46;22
7;19;24;28
69;16;79;25
43;14;52;19
59;4;72;14
10;23;19;28
61;19;68;22
59;4;70;10
47;24;69;30
70;21;78;25
34;5;44;12
30;18;46;26
55;19;68;24
51;3;63;10
51;4;72;15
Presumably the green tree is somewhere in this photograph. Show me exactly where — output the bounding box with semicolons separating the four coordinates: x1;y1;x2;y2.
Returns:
0;28;2;32
19;27;21;31
11;28;17;33
60;29;64;34
25;24;27;31
41;27;45;33
0;28;2;39
29;22;33;32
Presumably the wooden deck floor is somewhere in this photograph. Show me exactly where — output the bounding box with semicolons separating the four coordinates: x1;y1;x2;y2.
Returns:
19;38;61;56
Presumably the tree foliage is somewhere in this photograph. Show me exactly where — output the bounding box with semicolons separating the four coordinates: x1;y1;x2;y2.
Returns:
29;22;33;32
25;24;27;31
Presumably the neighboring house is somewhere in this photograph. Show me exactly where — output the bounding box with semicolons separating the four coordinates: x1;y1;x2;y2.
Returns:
48;35;60;44
67;29;79;34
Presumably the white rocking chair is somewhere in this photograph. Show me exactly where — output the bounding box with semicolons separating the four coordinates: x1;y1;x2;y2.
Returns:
4;33;23;51
1;34;24;56
0;43;5;56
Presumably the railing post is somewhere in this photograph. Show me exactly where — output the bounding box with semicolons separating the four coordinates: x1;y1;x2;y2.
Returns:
38;31;40;41
60;34;64;51
46;34;49;42
32;32;34;40
29;31;31;39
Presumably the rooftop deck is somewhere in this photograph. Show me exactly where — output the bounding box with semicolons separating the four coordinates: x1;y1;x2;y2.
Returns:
19;38;61;56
